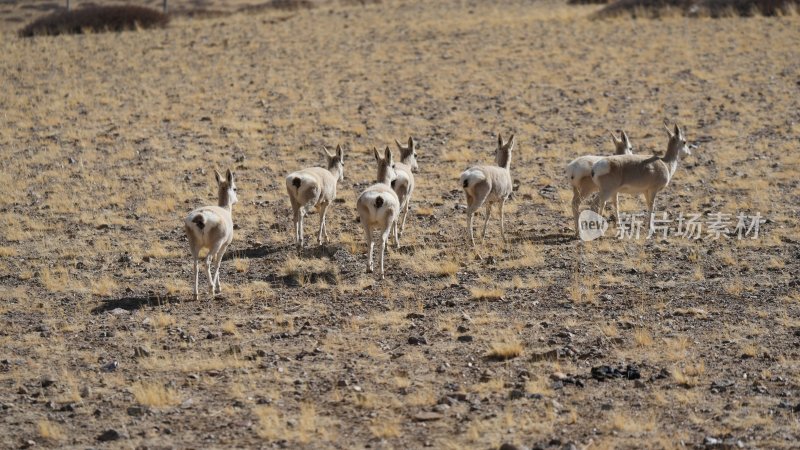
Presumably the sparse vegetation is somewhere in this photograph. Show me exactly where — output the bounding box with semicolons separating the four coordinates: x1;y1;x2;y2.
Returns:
19;5;169;37
0;0;796;448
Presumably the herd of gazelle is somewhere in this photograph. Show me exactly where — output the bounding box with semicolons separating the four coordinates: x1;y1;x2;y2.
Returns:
184;123;692;298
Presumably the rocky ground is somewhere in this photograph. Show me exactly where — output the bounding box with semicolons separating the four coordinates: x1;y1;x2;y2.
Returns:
0;0;799;448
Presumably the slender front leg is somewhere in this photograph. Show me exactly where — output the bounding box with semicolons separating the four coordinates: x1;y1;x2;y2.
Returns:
318;203;329;245
293;208;300;245
500;198;507;243
364;226;374;273
393;216;400;249
380;226;392;280
400;195;411;235
572;187;581;237
467;210;476;247
193;258;199;300
212;243;230;294
298;210;305;248
205;255;214;295
322;208;330;242
614;193;621;221
481;204;493;241
645;191;657;231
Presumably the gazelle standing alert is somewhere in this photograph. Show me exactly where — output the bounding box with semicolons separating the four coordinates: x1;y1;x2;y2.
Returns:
357;147;400;279
184;169;238;300
566;130;634;237
459;134;514;247
392;137;418;240
285;145;345;248
592;123;692;230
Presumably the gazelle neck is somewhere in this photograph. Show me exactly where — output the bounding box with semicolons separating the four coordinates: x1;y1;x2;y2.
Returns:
377;165;393;185
218;191;233;211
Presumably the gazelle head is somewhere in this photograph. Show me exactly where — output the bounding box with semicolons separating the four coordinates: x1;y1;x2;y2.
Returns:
214;168;238;208
374;146;398;186
495;133;515;169
323;144;345;182
394;137;419;171
610;130;634;155
664;123;691;158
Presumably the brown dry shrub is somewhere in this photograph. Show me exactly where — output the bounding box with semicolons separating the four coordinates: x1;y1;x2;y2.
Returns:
19;6;169;37
594;0;798;17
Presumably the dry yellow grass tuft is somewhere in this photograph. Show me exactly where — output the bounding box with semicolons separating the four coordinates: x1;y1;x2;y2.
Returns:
131;382;181;407
486;337;523;361
470;286;505;301
37;420;65;442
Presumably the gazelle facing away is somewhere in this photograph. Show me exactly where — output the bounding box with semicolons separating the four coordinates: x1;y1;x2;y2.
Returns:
286;145;345;248
392;137;419;239
184;169;238;300
357;147;400;279
459;134;514;247
566;130;634;237
592;123;692;230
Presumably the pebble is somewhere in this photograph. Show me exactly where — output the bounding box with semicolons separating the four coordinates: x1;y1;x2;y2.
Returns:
109;308;130;316
413;411;443;421
457;335;473;343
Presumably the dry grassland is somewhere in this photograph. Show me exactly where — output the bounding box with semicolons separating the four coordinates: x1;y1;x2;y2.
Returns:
0;0;799;448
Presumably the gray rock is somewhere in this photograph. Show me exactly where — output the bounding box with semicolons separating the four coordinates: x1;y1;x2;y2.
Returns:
97;429;125;442
127;406;146;417
413;411;443;421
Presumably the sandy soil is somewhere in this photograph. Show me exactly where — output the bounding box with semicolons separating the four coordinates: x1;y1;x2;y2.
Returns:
0;0;799;448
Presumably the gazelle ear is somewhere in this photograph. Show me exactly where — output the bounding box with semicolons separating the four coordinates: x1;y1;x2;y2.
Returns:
226;169;234;183
673;124;680;137
497;133;503;148
384;146;393;164
609;130;620;144
663;122;673;137
336;144;343;160
322;146;334;159
395;139;404;150
621;130;630;145
214;169;223;184
408;137;414;149
506;134;515;149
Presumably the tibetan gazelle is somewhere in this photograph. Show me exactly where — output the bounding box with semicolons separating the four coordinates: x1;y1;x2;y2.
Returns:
184;169;238;300
592;123;692;230
459;134;514;247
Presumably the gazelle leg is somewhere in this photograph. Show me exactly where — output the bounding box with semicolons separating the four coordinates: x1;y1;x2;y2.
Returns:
481;203;493;241
500;199;507;243
572;187;581;237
